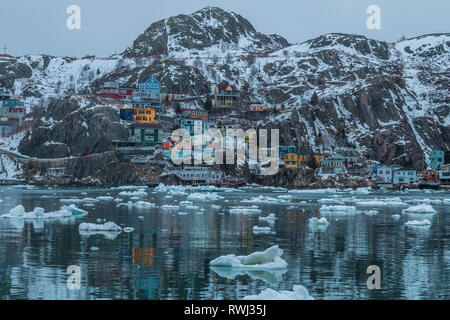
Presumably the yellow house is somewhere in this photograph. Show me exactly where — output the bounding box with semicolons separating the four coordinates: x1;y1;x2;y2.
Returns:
284;153;299;168
214;83;239;109
132;108;156;123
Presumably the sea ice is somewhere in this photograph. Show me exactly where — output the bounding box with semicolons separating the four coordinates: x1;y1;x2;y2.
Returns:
308;217;329;225
133;201;156;209
229;205;261;214
187;192;224;201
252;226;272;234
78;221;122;232
258;213;276;223
123;227;134;233
1;205;73;219
209;245;287;270
319;205;357;214
403;204;437;214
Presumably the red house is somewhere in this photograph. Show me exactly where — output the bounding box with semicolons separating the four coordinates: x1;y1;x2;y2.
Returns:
97;81;136;101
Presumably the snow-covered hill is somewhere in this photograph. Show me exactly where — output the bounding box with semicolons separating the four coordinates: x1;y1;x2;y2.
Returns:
1;7;448;168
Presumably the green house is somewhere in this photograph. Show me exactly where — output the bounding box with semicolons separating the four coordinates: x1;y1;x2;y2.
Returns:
430;150;445;170
129;123;163;146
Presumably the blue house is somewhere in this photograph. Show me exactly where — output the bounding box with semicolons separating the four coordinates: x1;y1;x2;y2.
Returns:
132;77;161;108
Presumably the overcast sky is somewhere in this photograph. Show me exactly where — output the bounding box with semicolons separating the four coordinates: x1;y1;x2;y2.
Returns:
0;0;448;57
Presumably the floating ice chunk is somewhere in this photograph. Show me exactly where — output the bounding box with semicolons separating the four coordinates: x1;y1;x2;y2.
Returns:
133;201;156;209
403;204;437;214
365;210;379;216
289;188;337;194
209;245;287;270
406;199;441;205
355;198;406;206
90;247;99;251
318;198;345;205
123;227;134;233
179;201;193;206
60;197;99;204
308;217;329;225
277;195;292;199
319;205;357;214
211;205;221;210
187;192;224;201
160;205;179;210
1;205;72;219
405;219;431;227
252;226;272;234
355;187;372;195
391;214;401;220
96;196;113;201
178;212;188;215
119;190;147;197
258;214;276;223
243;285;314;300
79;221;122;232
185;205;200;210
229;205;261;214
242;195;288;204
114;198;123;203
60;204;88;216
443;199;450;205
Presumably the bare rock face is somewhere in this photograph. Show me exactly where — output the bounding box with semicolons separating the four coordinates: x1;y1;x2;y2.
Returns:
18;95;127;158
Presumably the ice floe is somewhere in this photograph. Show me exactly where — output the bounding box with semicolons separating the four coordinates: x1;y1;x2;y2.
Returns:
243;285;314;300
60;204;88;216
187;192;224;201
119;190;147;197
79;221;122;232
403;204;437;214
96;196;114;201
133;201;156;209
365;210;379;216
229;205;261;214
210;267;286;285
123;227;134;233
209;245;287;270
1;205;73;219
252;226;273;234
160;204;180;210
319;205;357;214
308;217;329;225
242;195;288;204
391;214;401;220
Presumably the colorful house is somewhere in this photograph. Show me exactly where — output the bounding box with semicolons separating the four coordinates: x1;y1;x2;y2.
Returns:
213;83;239;109
430;150;445;170
298;152;323;167
133;77;161;108
97;81;136;101
129;123;163;146
439;164;450;185
181;108;208;119
132;108;156;123
283;153;299;168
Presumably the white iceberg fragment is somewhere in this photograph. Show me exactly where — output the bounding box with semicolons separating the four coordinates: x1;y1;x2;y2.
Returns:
133;201;156;209
209;245;287;270
229;205;261;214
403;204;437;214
160;204;179;210
96;196;114;201
308;217;329;225
1;205;72;219
187;192;224;201
119;190;147;197
391;214;401;220
123;227;134;233
365;210;379;216
258;213;276;223
319;205;357;214
60;204;88;216
243;285;314;300
79;221;122;232
252;226;272;234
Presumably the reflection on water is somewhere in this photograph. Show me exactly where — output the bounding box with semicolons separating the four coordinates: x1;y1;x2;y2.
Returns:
0;186;449;300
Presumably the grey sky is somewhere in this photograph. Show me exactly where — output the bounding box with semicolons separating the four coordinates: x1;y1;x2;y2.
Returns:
1;0;449;58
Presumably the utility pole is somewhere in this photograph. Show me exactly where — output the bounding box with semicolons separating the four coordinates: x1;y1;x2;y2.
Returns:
3;43;7;55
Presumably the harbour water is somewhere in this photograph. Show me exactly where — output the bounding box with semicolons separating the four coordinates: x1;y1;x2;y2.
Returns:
0;185;448;300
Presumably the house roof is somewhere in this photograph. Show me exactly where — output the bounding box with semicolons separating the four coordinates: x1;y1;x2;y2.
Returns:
216;83;238;91
131;122;162;129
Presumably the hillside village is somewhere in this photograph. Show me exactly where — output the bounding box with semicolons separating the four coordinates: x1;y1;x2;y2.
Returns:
0;7;449;188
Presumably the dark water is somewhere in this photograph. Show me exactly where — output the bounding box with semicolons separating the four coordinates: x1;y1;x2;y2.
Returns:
0;185;448;300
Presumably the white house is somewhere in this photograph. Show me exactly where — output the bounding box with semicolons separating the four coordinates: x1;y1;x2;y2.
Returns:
393;167;417;184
